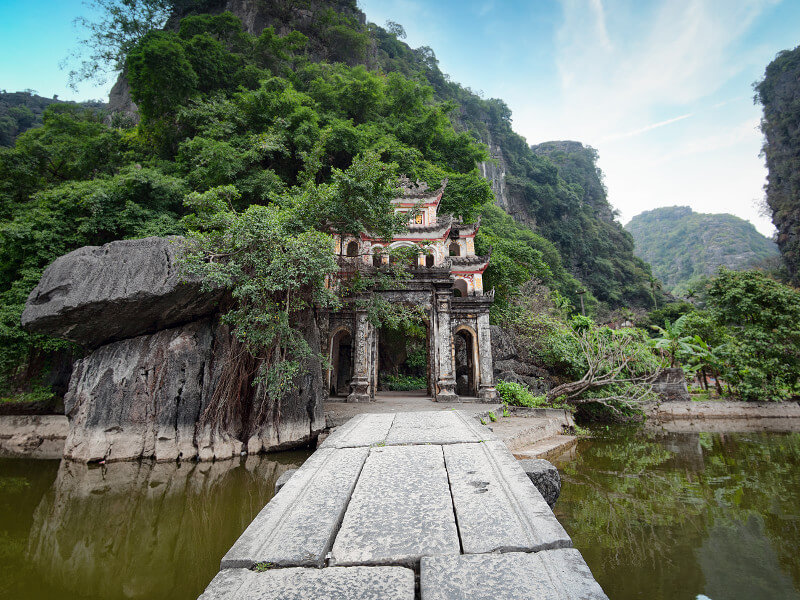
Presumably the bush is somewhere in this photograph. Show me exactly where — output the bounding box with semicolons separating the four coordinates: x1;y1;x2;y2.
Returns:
496;380;547;407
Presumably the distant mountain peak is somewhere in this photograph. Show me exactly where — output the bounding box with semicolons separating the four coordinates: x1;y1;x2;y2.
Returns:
625;206;778;295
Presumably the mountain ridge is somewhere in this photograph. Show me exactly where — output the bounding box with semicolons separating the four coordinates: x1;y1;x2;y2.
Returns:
625;205;778;295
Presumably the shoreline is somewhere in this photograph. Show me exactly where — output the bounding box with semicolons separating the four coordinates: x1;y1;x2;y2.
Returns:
3;400;800;460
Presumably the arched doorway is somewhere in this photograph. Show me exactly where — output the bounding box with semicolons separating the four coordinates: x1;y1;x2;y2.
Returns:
372;246;383;267
329;329;353;397
377;318;430;395
449;242;461;257
453;279;468;298
454;327;479;397
346;241;359;257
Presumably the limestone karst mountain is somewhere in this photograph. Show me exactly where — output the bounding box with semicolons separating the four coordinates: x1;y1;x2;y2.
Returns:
107;0;658;309
625;206;778;296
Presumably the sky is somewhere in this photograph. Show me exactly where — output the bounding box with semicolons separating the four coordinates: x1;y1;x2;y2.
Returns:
2;1;799;236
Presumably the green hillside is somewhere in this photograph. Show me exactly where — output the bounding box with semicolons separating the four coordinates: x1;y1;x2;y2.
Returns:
0;0;660;395
625;206;778;295
0;91;106;147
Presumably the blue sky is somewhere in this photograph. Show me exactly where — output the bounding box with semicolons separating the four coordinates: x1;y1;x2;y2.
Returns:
2;0;799;235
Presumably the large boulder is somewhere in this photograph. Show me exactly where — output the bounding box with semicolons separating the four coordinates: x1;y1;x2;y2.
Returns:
63;320;218;462
22;237;222;348
63;317;326;463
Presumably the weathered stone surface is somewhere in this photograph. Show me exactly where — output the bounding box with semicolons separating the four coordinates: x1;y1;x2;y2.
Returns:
330;445;460;567
221;446;369;569
652;367;691;401
64;320;216;463
490;325;516;361
383;410;496;446
444;442;570;554
63;314;324;462
22;237;222;348
199;566;414;600
319;413;396;449
321;411;495;449
273;468;297;494
518;458;562;507
420;549;609;600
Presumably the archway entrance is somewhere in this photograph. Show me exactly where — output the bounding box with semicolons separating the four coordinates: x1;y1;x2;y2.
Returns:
377;321;429;394
454;327;478;397
329;329;353;397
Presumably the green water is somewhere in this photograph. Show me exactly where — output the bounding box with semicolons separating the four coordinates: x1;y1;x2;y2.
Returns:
552;428;800;600
2;430;799;600
0;452;311;600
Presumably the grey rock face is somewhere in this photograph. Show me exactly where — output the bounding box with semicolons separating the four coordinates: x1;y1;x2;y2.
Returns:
63;318;325;463
22;237;222;348
490;325;516;361
518;458;562;507
490;325;552;393
64;320;214;463
199;566;415;600
420;549;609;600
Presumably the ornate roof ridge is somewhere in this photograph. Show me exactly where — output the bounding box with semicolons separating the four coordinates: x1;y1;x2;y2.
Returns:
398;175;448;199
449;254;490;266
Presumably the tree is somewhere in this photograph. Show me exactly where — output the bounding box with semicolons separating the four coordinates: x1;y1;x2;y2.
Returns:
544;326;663;409
706;269;800;400
66;0;174;88
179;153;406;430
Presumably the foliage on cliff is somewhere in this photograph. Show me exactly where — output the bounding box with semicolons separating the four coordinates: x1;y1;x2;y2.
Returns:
0;10;569;394
625;206;779;295
755;43;800;284
93;0;658;310
0;91;106;147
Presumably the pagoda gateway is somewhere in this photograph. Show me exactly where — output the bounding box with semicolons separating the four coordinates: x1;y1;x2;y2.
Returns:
323;177;497;403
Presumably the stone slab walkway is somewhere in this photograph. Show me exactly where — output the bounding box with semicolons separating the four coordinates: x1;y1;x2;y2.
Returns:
201;410;608;599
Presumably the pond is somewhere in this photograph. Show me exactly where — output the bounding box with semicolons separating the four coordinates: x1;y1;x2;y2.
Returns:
2;428;799;600
552;427;800;600
0;451;311;600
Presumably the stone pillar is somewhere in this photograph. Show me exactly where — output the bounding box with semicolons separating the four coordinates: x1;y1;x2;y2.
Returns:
476;312;497;400
347;310;374;403
434;294;458;402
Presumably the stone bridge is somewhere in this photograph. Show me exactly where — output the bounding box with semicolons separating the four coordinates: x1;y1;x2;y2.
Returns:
198;411;608;599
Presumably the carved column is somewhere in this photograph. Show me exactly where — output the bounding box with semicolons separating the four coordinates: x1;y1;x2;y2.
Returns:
347;310;374;403
476;312;497;400
434;293;458;402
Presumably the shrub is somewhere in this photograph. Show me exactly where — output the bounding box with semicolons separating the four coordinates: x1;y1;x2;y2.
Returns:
496;380;547;408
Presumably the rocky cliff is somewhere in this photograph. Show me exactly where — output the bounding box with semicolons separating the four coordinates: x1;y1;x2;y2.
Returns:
23;237;325;462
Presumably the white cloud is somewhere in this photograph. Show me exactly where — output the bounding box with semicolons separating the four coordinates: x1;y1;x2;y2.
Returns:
509;0;779;236
600;113;694;143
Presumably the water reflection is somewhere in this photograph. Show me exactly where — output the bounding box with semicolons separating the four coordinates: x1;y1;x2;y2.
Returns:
0;452;309;600
552;428;800;600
